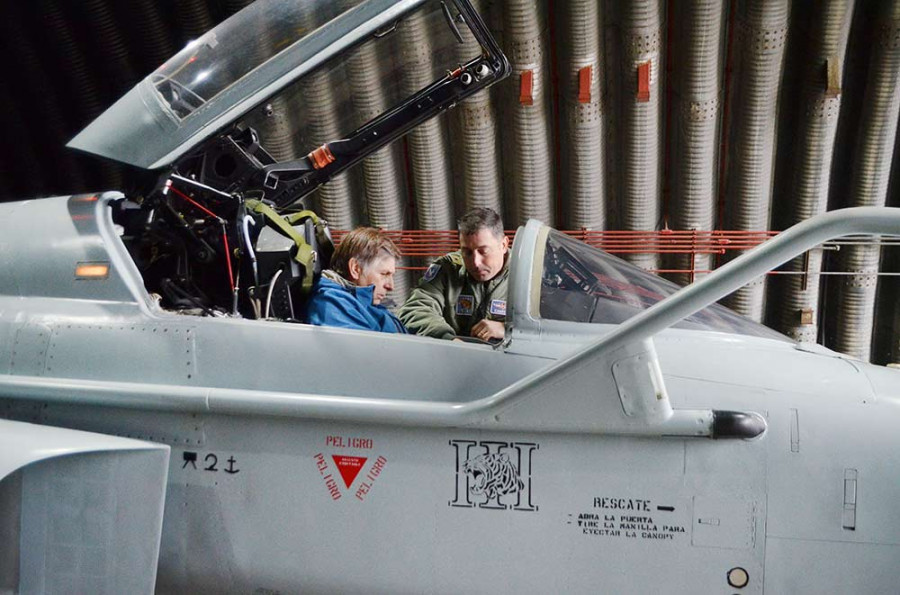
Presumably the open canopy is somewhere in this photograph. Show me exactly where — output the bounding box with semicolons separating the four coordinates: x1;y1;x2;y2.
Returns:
67;0;505;180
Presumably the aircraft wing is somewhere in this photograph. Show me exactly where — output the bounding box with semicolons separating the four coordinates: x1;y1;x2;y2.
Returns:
0;420;169;594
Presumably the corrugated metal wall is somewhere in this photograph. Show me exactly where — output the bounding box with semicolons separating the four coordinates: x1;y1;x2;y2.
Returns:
0;0;898;365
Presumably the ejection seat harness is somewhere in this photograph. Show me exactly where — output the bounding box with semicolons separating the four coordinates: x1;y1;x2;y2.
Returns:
245;199;330;295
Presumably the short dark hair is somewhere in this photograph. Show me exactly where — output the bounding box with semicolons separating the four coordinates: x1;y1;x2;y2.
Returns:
331;227;401;278
458;207;504;240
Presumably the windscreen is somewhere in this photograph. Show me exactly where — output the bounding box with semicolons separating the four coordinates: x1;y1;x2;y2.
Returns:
150;0;367;119
539;230;788;340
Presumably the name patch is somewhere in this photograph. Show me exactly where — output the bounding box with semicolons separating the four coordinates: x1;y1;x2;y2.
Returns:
490;299;506;316
456;294;475;316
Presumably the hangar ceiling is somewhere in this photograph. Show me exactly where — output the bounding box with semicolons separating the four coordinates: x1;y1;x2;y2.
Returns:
0;0;898;365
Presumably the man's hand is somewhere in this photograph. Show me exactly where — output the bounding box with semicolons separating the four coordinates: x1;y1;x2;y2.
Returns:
470;319;504;342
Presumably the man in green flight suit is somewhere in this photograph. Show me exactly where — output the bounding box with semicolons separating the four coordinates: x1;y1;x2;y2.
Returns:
399;207;509;341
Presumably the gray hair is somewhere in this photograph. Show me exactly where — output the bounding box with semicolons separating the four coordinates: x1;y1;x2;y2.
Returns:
457;207;504;240
331;227;401;278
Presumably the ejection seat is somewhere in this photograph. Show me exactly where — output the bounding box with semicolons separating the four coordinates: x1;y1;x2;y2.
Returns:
247;201;333;321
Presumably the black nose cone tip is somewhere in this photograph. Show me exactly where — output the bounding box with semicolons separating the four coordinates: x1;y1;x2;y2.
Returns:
711;410;767;439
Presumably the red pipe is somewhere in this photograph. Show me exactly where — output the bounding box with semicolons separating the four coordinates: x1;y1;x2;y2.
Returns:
168;183;235;293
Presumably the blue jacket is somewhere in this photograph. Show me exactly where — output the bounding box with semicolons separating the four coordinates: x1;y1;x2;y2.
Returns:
306;271;407;334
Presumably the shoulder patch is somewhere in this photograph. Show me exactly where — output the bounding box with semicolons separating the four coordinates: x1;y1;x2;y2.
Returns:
422;263;440;283
449;252;465;267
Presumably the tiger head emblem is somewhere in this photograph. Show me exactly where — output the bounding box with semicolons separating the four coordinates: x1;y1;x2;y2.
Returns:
462;453;525;500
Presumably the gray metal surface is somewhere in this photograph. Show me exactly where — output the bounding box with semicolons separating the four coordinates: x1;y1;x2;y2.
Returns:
0;420;169;594
2;194;900;592
7;0;900;588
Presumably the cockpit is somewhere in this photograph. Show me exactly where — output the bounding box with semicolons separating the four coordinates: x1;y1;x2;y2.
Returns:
94;0;506;322
538;230;786;340
70;0;784;344
109;191;786;345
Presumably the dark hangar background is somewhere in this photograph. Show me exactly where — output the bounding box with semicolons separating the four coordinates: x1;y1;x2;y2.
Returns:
0;0;253;201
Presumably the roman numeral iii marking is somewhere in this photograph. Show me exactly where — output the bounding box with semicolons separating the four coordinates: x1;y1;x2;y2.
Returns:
449;440;539;511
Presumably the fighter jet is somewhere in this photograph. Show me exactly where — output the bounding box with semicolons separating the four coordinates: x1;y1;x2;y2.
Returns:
2;0;900;593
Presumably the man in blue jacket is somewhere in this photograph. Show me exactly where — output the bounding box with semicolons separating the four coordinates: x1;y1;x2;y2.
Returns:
306;227;406;333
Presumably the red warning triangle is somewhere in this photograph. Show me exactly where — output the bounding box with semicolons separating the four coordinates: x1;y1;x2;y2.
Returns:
332;455;368;488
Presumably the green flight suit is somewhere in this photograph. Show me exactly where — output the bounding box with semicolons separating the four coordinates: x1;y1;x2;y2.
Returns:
398;251;509;339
